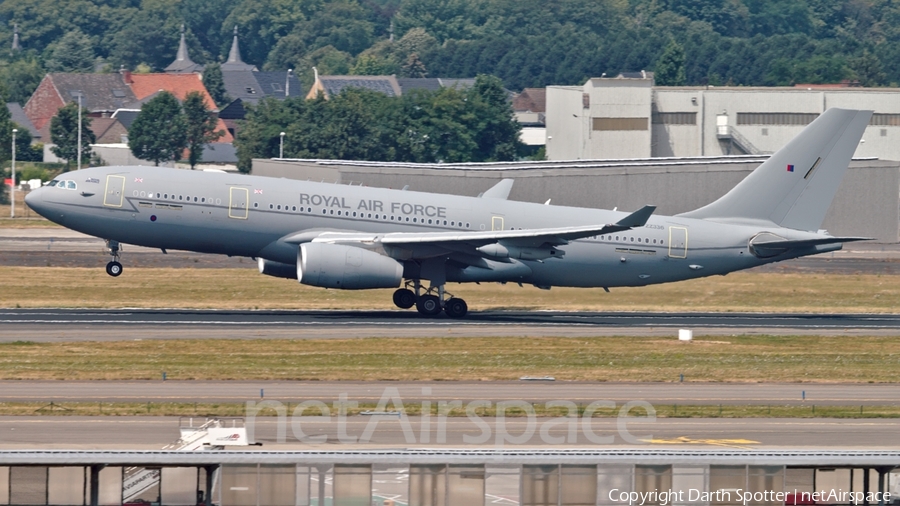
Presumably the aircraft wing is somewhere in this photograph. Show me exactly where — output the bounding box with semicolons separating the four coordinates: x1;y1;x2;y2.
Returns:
311;205;656;257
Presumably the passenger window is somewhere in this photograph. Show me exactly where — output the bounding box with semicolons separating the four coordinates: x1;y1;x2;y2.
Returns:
292;206;297;212
193;197;198;202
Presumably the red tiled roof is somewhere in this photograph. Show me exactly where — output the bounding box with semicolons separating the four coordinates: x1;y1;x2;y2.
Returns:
513;88;546;113
128;73;216;108
126;73;232;143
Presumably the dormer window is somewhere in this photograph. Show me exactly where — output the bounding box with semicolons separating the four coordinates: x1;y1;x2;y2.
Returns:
245;87;257;94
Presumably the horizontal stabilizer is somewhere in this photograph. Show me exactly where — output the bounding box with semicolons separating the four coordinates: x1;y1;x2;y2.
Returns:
749;234;870;257
751;236;871;249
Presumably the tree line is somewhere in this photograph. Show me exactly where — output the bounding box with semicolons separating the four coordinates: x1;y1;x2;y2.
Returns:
234;75;521;172
1;0;899;102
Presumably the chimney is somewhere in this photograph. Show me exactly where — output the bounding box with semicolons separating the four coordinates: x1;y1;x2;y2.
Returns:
122;70;133;84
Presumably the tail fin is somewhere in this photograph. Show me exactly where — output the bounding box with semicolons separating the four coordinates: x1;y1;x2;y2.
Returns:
678;108;872;231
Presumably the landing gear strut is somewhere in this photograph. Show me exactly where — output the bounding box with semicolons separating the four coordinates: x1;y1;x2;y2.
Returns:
392;280;468;318
105;240;123;277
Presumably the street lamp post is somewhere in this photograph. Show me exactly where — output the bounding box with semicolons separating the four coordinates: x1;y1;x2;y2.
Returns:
279;132;285;159
10;128;17;218
76;93;82;170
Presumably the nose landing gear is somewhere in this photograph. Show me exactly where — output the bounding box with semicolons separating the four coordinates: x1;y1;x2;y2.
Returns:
392;280;468;318
105;240;123;277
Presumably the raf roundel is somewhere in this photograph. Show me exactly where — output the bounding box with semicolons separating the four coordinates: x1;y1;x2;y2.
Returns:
150;215;157;222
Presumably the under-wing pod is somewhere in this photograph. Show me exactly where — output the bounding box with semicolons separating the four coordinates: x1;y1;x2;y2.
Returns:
258;258;296;279
298;242;403;289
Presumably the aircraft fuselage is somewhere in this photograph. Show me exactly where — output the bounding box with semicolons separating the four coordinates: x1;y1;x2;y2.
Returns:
26;165;834;289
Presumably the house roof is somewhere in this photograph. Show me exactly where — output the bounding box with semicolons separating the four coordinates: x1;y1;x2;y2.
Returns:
513;88;546;113
46;73;137;113
222;70;303;106
111;109;140;129
397;78;442;93
200;142;238;163
165;25;204;74
7;103;40;139
126;73;217;110
309;75;402;99
437;78;476;89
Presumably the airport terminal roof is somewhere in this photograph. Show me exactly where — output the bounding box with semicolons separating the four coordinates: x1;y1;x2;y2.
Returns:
3;449;900;467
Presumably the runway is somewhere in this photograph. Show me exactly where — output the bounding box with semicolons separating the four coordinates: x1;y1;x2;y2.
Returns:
0;380;897;406
3;308;900;339
0;416;896;449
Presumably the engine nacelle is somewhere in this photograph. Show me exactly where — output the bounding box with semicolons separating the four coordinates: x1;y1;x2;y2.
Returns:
258;258;296;279
298;242;403;290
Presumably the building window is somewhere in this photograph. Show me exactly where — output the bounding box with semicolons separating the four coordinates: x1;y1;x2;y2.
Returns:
651;112;696;125
592;117;648;131
871;114;900;126
736;112;818;126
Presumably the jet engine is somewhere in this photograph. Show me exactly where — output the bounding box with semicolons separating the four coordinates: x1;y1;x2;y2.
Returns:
298;242;403;289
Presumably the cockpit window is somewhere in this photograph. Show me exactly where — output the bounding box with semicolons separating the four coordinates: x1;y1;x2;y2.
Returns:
66;181;77;190
48;180;59;187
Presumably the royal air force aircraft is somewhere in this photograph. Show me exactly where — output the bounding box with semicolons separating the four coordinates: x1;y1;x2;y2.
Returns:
26;108;872;318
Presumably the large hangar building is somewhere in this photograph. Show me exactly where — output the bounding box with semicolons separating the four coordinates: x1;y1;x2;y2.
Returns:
253;156;900;243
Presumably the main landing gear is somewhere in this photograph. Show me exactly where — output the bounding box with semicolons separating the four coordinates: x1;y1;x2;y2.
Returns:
105;240;123;277
392;280;468;318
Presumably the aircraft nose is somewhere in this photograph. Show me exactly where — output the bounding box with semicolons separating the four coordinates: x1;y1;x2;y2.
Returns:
24;187;45;215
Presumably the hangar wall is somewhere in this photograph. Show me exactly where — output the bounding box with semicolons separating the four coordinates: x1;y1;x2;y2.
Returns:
253;157;900;242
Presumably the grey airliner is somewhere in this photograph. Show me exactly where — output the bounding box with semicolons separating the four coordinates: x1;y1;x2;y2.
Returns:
26;108;872;317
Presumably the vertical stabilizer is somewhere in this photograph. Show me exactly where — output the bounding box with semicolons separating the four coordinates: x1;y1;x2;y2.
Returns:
678;108;872;231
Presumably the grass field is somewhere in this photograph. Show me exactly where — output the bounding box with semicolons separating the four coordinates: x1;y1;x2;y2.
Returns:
3;266;900;312
0;401;894;418
1;335;900;382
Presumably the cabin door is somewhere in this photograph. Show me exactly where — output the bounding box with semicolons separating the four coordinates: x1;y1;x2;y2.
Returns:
103;175;125;207
228;187;249;219
668;226;688;258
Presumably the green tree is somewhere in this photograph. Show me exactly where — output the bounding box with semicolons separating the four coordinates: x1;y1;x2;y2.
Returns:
50;102;95;169
182;91;225;169
400;53;427;78
203;63;230;107
128;92;188;166
0;84;12;166
264;33;307;71
850;49;886;87
44;29;96;72
0;58;45;105
234;96;304;173
465;75;520;161
350;54;397;75
655;40;687;86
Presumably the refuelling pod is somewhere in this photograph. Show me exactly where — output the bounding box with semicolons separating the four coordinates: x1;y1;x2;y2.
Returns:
258;258;296;279
298;242;403;289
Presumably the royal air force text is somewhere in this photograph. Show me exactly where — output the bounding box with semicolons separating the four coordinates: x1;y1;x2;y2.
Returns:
299;194;447;218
